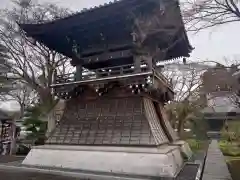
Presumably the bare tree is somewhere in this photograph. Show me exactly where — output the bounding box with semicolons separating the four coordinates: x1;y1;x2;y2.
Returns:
161;62;206;135
183;0;240;31
163;63;204;102
1;81;38;117
131;0;191;67
0;0;72;109
0;43;14;96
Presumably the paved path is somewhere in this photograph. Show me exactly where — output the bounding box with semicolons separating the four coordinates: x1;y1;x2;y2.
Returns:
202;140;232;180
0;155;25;163
0;169;83;180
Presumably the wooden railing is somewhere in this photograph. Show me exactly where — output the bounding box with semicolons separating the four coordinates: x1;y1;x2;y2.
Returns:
55;63;150;84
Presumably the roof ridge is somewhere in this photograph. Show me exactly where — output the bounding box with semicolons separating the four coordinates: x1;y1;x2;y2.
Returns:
28;0;124;25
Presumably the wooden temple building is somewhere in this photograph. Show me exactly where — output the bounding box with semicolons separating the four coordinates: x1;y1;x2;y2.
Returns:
19;0;195;179
202;65;240;136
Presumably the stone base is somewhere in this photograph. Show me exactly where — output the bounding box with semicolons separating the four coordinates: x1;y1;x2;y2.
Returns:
22;145;184;178
172;141;193;160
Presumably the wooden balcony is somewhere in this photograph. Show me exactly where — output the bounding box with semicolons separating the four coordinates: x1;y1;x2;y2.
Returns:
51;63;173;102
52;63;151;87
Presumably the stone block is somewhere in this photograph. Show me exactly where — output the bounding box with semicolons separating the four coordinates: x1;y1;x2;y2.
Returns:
22;145;184;178
172;140;193;160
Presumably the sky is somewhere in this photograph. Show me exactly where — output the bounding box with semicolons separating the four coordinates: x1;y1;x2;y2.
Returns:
0;0;240;111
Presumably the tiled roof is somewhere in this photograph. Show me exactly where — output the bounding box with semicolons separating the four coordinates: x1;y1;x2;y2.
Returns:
28;0;127;24
76;0;123;13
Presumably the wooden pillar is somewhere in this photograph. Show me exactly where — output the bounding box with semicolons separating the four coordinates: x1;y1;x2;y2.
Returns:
147;56;153;70
10;121;16;155
53;69;57;84
142;55;153;71
134;56;141;73
0;120;3;140
75;65;83;81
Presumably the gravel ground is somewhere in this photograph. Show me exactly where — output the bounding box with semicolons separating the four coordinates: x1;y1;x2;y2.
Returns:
0;155;25;164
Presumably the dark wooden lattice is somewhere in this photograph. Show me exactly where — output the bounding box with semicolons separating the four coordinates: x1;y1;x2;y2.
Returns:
47;97;155;146
0;123;11;142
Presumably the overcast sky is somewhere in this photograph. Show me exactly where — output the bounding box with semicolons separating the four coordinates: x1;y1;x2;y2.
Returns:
1;0;239;61
0;0;240;111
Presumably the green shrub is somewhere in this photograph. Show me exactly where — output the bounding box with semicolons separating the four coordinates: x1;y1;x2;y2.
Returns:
221;130;239;142
219;140;240;157
22;105;48;145
220;130;230;141
186;139;202;152
186;139;209;153
220;121;240;142
219;140;230;147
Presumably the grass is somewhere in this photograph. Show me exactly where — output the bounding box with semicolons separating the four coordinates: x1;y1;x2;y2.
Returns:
226;156;240;162
219;140;240;180
219;140;240;157
219;120;240;156
186;139;209;152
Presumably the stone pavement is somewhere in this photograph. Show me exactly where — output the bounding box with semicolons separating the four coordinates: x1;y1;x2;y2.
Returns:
202;140;232;180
